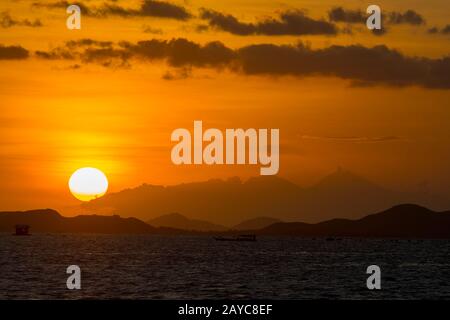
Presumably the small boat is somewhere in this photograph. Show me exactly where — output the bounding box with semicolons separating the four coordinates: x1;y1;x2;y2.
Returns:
214;234;256;242
326;237;342;241
14;224;31;236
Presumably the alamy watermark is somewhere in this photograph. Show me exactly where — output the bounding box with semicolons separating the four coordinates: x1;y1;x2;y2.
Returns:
367;5;382;30
171;121;279;175
66;265;81;290
66;5;81;30
366;265;381;290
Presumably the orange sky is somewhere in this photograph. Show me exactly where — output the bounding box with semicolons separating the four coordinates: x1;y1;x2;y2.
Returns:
0;0;449;213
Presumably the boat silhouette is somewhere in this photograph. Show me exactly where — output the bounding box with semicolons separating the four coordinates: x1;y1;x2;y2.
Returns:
214;234;256;242
14;224;31;236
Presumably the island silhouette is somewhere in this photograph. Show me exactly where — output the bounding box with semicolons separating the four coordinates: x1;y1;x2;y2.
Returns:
1;204;450;238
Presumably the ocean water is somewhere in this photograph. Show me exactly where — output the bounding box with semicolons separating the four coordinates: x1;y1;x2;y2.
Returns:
0;234;449;299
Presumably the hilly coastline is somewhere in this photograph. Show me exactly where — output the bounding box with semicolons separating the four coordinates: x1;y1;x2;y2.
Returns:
0;209;153;234
1;204;450;238
257;204;450;238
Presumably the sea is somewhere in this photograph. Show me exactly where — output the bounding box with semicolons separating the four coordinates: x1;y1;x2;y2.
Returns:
0;234;449;299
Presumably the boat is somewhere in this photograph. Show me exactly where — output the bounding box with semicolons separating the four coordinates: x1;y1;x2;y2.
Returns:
326;237;342;241
214;234;256;242
14;224;31;236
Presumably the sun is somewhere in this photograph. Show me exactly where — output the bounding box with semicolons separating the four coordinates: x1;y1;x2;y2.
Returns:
69;167;109;201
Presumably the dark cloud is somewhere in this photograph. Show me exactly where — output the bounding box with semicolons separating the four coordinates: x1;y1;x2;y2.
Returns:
0;11;42;28
328;7;365;23
428;24;450;35
138;0;191;20
388;10;425;25
119;38;236;67
35;38;236;67
200;9;337;36
199;9;255;35
195;24;209;33
0;44;29;59
162;67;192;80
371;27;387;36
443;25;450;34
329;7;425;26
36;39;112;60
143;26;164;34
35;47;75;60
34;38;450;89
32;1;94;16
237;43;450;88
66;39;113;48
86;0;193;20
81;47;131;63
68;64;81;70
34;0;191;20
94;3;136;17
328;7;385;35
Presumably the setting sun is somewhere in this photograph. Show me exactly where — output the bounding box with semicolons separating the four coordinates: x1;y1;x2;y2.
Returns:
68;168;109;202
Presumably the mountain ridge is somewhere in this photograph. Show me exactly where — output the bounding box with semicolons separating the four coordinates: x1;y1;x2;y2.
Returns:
80;169;449;225
147;212;227;231
0;209;168;234
1;204;450;238
257;204;450;238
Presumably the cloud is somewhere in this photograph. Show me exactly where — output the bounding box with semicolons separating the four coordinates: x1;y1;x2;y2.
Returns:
137;0;191;20
199;9;254;35
0;44;29;59
32;1;94;16
35;47;75;60
67;64;81;70
143;25;164;34
162;67;192;80
200;9;337;36
428;25;450;34
66;39;113;48
36;38;112;60
35;38;236;67
116;38;236;67
33;0;191;20
34;38;450;89
195;24;209;33
388;10;425;25
371;27;388;36
236;43;450;89
329;7;425;25
328;7;365;24
300;135;404;143
81;47;131;64
93;0;192;20
0;11;42;28
443;25;450;34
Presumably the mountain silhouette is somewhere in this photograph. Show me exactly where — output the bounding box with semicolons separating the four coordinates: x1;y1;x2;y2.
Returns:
148;213;227;231
1;204;450;238
81;169;449;225
257;204;450;238
0;209;155;234
233;217;281;230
